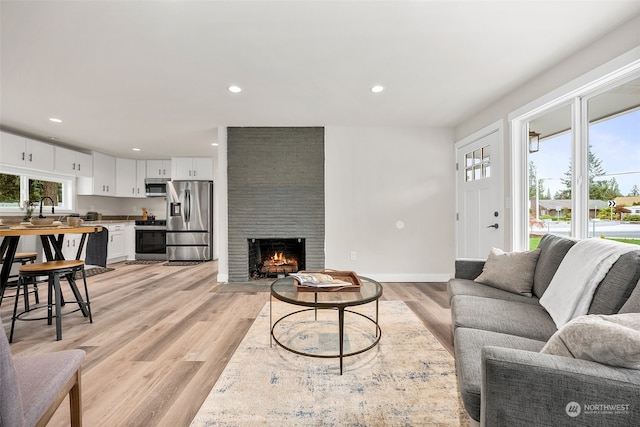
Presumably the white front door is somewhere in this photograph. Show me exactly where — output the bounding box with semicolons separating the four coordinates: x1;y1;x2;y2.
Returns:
455;123;504;259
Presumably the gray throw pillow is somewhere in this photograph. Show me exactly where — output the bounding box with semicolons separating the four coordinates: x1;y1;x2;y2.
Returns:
474;247;541;297
532;234;577;298
541;313;640;369
619;278;640;314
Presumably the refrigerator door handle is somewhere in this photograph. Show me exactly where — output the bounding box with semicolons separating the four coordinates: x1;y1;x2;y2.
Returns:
185;189;191;223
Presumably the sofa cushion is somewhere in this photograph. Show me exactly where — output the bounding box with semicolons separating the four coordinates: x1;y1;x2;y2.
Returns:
451;295;558;341
454;327;546;422
532;234;577;298
541;313;640;369
619;278;640;314
448;278;540;305
474;247;541;297
588;250;640;315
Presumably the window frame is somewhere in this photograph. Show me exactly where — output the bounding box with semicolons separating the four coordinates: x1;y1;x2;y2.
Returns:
0;165;76;215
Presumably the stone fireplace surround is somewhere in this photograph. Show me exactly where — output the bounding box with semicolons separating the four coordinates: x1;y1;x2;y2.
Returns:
227;127;325;282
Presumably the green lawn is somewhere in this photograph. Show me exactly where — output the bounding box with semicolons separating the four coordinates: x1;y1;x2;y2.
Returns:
530;236;640;250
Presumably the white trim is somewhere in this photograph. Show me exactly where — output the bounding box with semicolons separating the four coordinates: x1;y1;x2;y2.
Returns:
509;47;640;249
509;46;640;122
363;273;452;283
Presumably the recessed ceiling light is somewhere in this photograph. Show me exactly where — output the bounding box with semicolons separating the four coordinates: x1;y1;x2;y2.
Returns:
228;85;242;93
211;143;219;146
370;85;384;93
132;148;141;152
49;117;62;123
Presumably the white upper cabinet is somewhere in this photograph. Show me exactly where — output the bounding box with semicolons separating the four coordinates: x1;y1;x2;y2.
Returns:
116;158;137;197
146;160;171;179
171;157;213;180
136;160;146;197
77;152;116;196
0;131;54;171
115;158;146;198
54;146;93;177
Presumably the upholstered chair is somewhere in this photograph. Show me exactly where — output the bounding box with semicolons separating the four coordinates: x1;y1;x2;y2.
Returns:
0;317;85;426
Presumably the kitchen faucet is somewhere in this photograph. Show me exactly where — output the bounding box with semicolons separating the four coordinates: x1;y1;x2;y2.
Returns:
39;196;55;218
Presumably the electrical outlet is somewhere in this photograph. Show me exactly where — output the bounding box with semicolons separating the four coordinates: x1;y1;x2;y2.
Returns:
350;251;357;261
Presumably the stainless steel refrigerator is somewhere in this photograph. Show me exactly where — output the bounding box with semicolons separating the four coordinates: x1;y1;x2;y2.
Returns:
166;180;213;261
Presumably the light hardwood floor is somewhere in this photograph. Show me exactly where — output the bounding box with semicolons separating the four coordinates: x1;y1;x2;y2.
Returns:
1;261;454;427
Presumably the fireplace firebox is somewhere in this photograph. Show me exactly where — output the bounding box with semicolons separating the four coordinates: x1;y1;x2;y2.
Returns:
248;238;305;279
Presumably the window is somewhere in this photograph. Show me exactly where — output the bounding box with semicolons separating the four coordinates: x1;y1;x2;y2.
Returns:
520;73;640;249
0;167;74;214
464;145;491;181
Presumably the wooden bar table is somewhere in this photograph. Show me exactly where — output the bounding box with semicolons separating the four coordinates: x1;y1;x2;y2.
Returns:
0;224;103;310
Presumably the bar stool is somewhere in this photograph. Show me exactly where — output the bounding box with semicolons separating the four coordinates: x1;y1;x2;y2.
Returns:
0;252;40;309
10;260;93;342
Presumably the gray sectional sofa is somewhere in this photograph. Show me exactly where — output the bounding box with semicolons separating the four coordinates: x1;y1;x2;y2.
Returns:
449;233;640;426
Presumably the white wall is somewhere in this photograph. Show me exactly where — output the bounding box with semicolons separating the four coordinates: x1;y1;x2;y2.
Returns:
325;127;455;282
76;195;166;219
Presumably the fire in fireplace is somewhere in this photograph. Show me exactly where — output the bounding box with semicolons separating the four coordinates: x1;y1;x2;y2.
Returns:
248;238;306;279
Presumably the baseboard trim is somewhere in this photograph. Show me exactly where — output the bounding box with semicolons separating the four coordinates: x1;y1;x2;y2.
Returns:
363;273;451;283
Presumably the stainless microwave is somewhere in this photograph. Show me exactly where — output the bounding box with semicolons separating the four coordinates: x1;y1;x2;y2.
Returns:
144;178;168;197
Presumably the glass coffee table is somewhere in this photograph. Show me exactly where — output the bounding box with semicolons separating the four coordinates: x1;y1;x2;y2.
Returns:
270;275;383;374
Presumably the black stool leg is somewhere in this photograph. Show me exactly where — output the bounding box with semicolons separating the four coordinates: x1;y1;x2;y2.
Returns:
47;277;54;326
53;272;63;341
79;268;92;323
9;277;23;343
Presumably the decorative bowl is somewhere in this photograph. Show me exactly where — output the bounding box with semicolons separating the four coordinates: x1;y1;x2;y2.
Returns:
30;217;55;226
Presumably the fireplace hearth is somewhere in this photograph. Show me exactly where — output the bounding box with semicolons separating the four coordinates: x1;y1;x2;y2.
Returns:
248;238;306;279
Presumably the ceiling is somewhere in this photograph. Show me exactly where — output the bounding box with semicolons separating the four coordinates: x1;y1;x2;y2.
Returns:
2;0;640;159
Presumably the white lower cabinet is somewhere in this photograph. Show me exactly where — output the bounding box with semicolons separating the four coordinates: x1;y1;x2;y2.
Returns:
62;234;86;261
125;222;135;260
107;223;127;263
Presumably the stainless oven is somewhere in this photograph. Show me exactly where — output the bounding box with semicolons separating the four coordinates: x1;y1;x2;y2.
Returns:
134;219;167;260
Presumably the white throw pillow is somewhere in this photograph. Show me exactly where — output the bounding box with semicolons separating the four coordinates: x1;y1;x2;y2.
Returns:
474;248;541;297
541;313;640;369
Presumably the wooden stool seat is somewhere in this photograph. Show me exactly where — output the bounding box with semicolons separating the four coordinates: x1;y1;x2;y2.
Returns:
11;259;92;342
19;260;84;274
2;252;38;263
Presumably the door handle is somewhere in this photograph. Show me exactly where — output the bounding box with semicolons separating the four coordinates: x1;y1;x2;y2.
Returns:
487;223;499;229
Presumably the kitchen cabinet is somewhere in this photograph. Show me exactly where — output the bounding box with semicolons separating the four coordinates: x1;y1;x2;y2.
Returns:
171;157;213;180
77;152;116;196
146;160;171;179
62;233;86;261
125;222;136;260
115;158;146;198
107;223;127;263
54;146;92;177
0;131;54;171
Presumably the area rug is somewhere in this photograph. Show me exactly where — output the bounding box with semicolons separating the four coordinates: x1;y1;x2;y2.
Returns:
124;260;164;265
75;266;114;279
190;300;470;426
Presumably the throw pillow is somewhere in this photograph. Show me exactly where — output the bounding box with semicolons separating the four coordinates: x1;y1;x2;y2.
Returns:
619;277;640;314
540;313;640;369
474;248;541;297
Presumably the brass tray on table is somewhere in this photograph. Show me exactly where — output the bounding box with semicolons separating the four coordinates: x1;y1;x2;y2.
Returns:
294;270;362;292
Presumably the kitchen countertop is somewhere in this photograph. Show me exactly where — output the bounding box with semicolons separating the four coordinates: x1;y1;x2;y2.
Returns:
1;216;165;226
